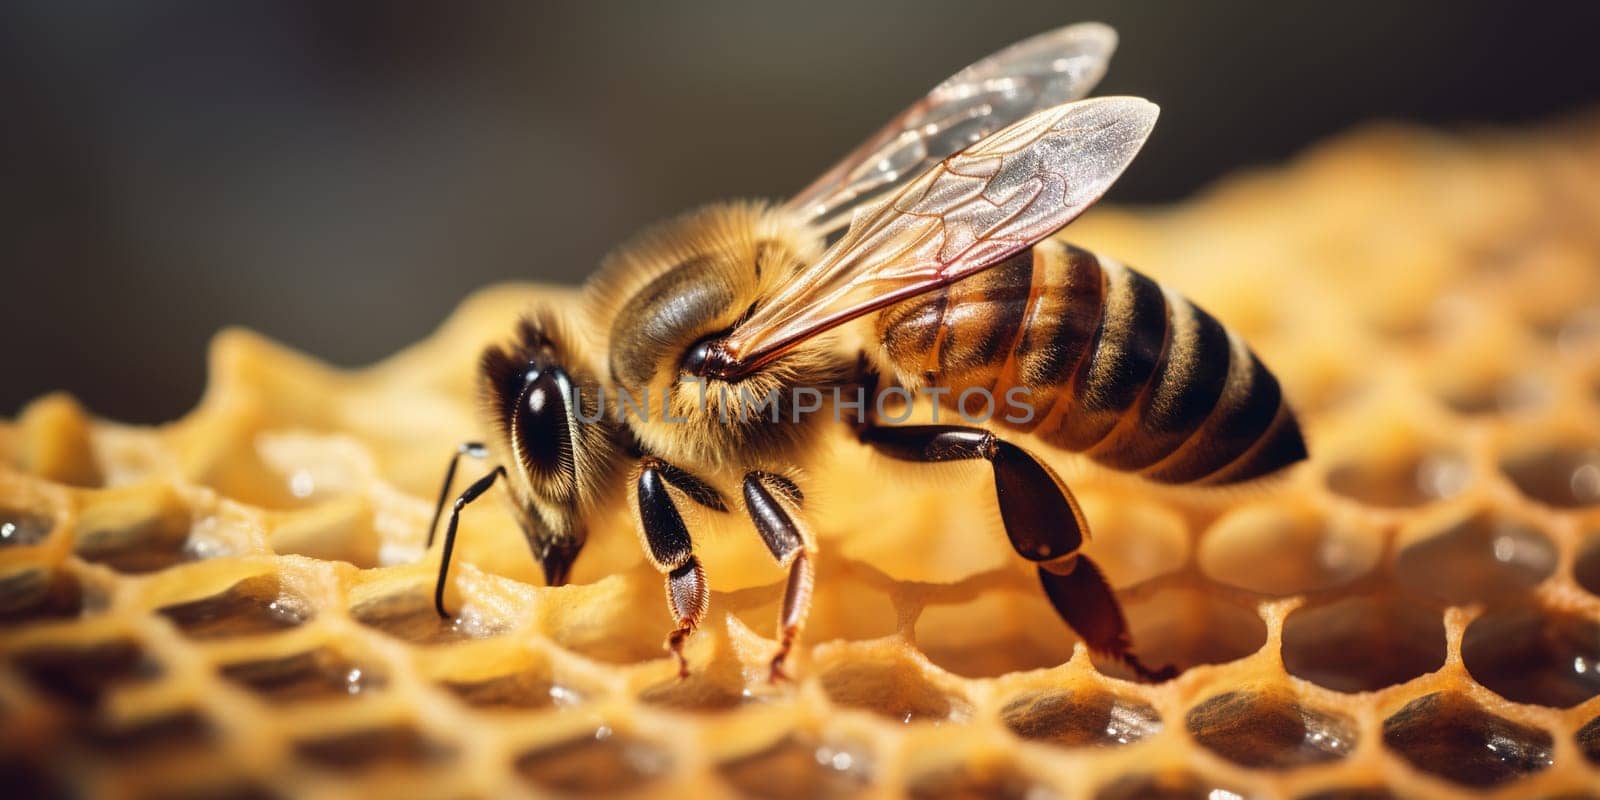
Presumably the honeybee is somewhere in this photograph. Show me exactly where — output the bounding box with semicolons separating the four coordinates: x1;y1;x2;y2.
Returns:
426;22;1305;682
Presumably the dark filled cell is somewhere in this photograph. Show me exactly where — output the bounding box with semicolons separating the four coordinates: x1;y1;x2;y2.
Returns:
157;575;308;639
906;760;1060;800
1325;448;1470;508
73;499;194;574
1394;512;1555;605
1462;606;1600;708
12;639;159;708
0;508;54;548
0;568;84;624
1381;692;1552;787
818;660;971;724
1186;690;1356;769
716;734;873;800
293;726;454;771
1001;689;1161;747
1282;595;1447;692
514;728;671;794
219;648;384;702
1500;446;1600;509
349;590;500;645
1094;770;1243;800
441;669;579;711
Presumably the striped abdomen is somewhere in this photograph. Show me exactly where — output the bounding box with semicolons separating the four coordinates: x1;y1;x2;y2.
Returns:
872;240;1306;485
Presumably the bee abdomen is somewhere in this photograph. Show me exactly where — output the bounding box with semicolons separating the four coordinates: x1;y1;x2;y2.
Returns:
874;240;1305;485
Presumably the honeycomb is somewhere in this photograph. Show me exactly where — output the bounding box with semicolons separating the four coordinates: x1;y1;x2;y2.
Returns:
4;114;1600;799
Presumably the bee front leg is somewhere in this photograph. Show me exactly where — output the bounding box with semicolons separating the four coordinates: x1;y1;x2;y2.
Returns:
859;424;1174;682
432;465;506;620
741;471;814;682
632;456;728;678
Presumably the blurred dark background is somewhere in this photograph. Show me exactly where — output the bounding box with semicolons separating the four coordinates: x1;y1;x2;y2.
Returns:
3;2;1597;422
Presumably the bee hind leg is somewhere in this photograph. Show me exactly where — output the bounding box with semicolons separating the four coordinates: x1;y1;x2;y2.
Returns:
1037;554;1177;682
634;457;728;678
741;471;814;682
858;423;1174;682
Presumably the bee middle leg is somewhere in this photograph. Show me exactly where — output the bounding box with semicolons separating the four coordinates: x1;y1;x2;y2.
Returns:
858;423;1174;682
740;471;814;682
633;456;728;678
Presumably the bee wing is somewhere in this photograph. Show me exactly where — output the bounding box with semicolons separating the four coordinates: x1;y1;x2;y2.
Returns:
785;22;1118;236
714;96;1157;377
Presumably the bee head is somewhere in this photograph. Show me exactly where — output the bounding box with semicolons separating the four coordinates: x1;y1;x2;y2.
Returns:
478;310;618;585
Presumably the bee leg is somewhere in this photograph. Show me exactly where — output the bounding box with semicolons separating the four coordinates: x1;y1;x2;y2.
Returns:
741;471;813;682
1038;554;1176;682
427;442;488;548
635;457;726;678
433;465;506;620
858;424;1174;682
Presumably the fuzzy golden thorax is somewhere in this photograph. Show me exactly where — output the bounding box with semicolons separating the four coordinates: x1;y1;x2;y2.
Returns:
585;202;851;473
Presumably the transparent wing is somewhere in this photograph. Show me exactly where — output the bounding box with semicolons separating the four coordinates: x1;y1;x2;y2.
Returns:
711;96;1157;378
785;22;1118;236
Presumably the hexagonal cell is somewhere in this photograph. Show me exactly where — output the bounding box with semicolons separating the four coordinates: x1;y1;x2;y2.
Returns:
1295;789;1396;800
1462;606;1600;708
442;669;582;711
1381;691;1553;787
219;648;385;702
638;669;751;712
0;507;54;548
1186;689;1356;769
1434;371;1551;417
1001;688;1160;747
1282;595;1446;692
913;591;1075;678
157;575;309;639
1576;534;1600;597
1501;445;1600;509
1091;587;1267;680
73;492;194;574
1578;715;1600;766
1094;770;1243;800
350;591;498;645
1394;511;1555;605
513;728;672;795
716;734;873;799
0;567;84;624
906;759;1059;800
11;639;159;708
138;778;278;800
85;709;215;759
1198;505;1381;596
293;726;453;771
818;659;972;724
1325;445;1470;508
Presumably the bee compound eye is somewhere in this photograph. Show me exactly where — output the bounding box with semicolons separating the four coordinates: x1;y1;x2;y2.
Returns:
681;336;716;377
515;368;570;475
